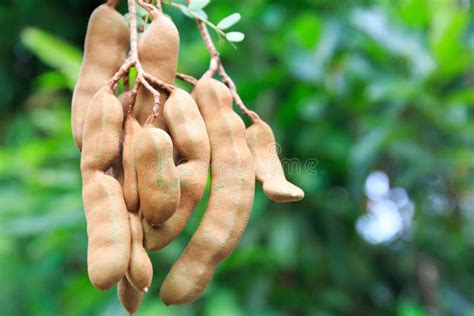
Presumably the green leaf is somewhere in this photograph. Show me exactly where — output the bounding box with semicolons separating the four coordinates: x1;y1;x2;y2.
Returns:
21;27;81;90
188;0;210;11
226;31;245;42
217;13;241;30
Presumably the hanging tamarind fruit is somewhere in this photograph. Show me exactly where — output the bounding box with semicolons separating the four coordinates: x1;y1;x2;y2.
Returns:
134;7;179;127
71;2;129;150
134;124;180;226
81;86;130;291
122;114;141;212
126;213;153;292
142;88;210;250
246;116;304;202
160;76;255;305
117;276;144;314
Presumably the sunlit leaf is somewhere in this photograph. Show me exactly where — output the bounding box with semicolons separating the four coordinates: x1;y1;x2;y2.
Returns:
188;0;210;11
226;31;245;42
217;13;241;30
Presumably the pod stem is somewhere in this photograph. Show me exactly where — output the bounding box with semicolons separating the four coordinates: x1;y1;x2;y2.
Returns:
176;72;198;86
108;0;174;121
185;0;259;123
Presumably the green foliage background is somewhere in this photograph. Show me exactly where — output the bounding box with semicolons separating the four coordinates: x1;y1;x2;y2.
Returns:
1;0;474;315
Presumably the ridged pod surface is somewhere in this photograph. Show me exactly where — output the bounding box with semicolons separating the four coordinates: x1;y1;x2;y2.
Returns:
246;119;304;202
134;126;180;225
81;86;130;291
127;213;153;292
117;276;144;315
72;3;129;150
142;88;210;250
160;76;255;305
134;10;179;127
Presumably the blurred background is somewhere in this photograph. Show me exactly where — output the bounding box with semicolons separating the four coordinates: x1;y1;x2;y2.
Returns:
1;0;474;315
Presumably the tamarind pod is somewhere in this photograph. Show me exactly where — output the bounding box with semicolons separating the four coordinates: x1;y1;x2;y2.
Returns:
142;88;210;250
81;86;130;290
71;3;129;150
118;91;133;121
81;87;124;172
104;91;133;187
134;10;179;127
117;276;144;315
160;76;255;305
126;213;153;292
134;126;180;225
122;115;141;212
246;119;304;202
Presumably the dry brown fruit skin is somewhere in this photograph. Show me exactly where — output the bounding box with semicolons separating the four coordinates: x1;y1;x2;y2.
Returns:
127;213;153;292
81;86;130;291
160;76;255;305
134;10;179;127
142;88;210;250
117;276;144;315
122;114;141;212
246;118;304;202
134;125;180;225
71;3;129;150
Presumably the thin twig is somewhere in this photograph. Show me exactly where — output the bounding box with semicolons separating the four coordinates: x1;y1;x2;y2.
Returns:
176;72;198;85
181;0;258;122
128;79;141;113
107;0;120;7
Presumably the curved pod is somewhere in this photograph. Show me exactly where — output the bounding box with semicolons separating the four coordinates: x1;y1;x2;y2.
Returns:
246;119;304;202
134;11;179;127
160;77;255;305
72;3;129;150
143;88;210;250
81;86;130;290
117;276;144;315
127;213;153;292
122;115;141;212
134;126;180;225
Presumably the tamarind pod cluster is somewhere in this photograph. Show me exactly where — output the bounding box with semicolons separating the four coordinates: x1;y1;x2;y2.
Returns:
71;3;129;150
126;213;153;292
160;76;255;305
117;276;144;315
134;10;179;127
134;125;180;225
142;88;210;250
122;115;141;212
81;86;130;290
246;118;304;202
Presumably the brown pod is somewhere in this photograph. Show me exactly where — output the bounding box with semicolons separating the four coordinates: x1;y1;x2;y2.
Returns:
160;76;255;305
134;10;179;127
246;118;304;202
134;126;180;225
122;114;141;212
72;3;129;150
127;213;153;292
106;91;133;187
118;91;133;120
81;86;130;290
117;276;144;315
142;88;210;250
